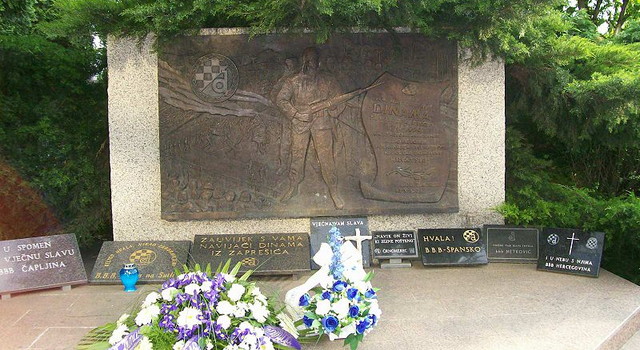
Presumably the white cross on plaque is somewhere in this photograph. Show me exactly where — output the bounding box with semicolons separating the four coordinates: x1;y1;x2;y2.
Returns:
344;228;372;266
567;232;580;255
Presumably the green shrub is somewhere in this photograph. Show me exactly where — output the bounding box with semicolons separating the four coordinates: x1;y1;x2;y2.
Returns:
500;129;640;284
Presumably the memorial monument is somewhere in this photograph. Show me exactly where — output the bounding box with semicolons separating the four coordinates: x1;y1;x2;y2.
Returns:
108;29;505;241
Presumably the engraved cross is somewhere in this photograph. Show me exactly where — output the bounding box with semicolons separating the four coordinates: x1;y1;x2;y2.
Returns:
344;228;372;265
567;232;580;255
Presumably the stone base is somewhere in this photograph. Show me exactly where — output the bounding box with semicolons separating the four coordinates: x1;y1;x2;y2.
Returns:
2;264;639;349
380;258;413;268
261;263;640;350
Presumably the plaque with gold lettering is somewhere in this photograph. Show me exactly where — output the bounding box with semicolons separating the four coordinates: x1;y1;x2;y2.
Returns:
419;228;487;266
90;241;190;283
190;233;310;274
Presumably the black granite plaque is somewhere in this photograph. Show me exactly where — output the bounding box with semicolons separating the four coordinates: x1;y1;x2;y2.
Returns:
0;234;87;295
310;217;371;269
372;231;418;259
419;228;488;265
159;34;458;220
484;225;539;263
190;233;310;274
537;228;604;277
90;241;190;283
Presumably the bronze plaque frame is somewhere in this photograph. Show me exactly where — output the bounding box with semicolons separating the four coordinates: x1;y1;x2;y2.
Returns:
159;33;458;220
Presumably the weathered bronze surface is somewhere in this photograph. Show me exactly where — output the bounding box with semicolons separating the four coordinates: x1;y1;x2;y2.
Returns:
159;33;458;220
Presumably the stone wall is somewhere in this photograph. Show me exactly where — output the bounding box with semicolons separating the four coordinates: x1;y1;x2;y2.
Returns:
108;32;504;241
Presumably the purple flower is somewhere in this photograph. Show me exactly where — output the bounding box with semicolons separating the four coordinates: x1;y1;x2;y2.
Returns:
299;293;311;306
321;315;339;332
349;305;359;318
332;280;347;292
356;319;370;334
321;291;332;300
346;288;358;300
365;289;376;298
303;315;314;327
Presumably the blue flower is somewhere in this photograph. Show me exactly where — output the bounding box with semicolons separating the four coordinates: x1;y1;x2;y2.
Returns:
299;293;311;306
321;291;332;300
346;288;358;300
322;315;339;332
349;305;359;318
332;280;348;292
368;314;378;326
303;315;314;327
365;289;376;298
356;319;370;334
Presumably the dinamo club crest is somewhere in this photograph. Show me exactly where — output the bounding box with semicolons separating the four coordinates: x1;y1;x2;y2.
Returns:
190;53;239;103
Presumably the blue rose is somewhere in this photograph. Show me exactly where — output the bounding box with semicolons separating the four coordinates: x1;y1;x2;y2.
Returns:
299;293;311;307
349;305;359;318
346;288;358;300
356;319;370;334
322;315;340;333
365;289;376;298
321;291;332;300
303;315;314;327
368;314;378;326
332;280;348;292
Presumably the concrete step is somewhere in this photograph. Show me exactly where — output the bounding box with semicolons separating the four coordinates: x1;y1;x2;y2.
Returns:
1;263;640;349
620;328;640;350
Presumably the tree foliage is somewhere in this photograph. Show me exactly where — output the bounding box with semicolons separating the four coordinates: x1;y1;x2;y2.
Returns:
0;0;110;246
502;4;640;282
46;0;558;57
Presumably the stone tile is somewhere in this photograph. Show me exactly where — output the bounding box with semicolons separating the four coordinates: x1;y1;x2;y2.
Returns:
30;327;95;350
0;305;31;325
621;329;640;350
0;326;47;349
13;311;118;329
65;291;146;317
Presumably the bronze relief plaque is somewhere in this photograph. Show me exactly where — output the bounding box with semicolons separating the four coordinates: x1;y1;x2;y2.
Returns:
159;33;458;220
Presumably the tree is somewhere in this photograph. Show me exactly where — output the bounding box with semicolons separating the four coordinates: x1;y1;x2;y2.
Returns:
572;0;640;34
0;0;111;246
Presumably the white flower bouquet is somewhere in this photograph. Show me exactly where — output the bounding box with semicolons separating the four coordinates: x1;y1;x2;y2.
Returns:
294;227;381;350
80;262;300;350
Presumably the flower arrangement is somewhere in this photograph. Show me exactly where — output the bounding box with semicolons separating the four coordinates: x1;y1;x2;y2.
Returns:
81;262;300;350
296;227;380;350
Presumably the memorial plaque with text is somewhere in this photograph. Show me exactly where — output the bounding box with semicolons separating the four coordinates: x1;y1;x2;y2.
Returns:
419;228;488;266
190;233;310;274
310;217;371;269
538;228;604;277
159;33;457;220
372;231;418;259
91;241;190;283
484;226;539;263
0;234;87;295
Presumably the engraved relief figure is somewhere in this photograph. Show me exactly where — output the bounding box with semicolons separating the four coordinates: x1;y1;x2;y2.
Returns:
277;47;347;209
270;57;298;174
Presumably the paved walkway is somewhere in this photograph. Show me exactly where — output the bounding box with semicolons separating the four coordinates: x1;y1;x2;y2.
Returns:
1;263;640;350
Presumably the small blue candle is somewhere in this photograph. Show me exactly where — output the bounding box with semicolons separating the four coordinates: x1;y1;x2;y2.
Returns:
119;263;139;292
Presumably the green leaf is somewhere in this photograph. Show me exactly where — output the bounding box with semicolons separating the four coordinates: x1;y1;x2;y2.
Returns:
230;261;243;276
220;259;231;274
363;270;375;282
239;269;253;281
